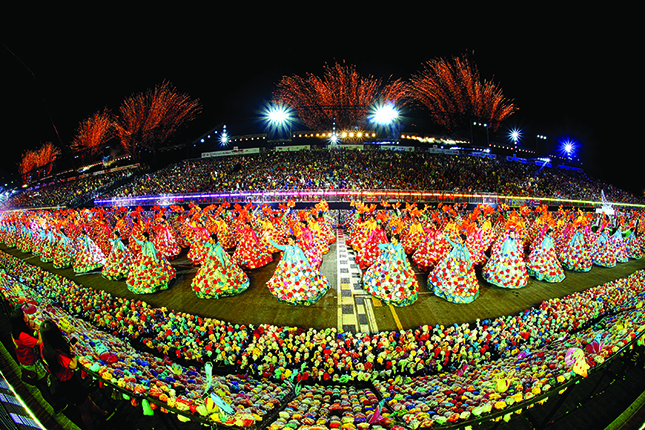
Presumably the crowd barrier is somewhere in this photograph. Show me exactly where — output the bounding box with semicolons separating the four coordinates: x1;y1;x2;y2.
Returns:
93;189;640;211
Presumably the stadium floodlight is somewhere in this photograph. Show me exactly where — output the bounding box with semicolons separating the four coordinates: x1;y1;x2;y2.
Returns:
508;128;522;145
370;103;400;125
564;141;573;154
220;125;229;147
264;103;294;135
556;137;579;161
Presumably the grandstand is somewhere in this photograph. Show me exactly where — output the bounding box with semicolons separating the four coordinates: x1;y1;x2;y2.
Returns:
2;139;642;211
2;138;645;430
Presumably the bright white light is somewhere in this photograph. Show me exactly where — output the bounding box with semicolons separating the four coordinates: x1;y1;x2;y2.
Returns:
220;125;229;147
509;128;522;144
370;103;399;125
264;104;294;136
266;105;291;125
564;142;573;153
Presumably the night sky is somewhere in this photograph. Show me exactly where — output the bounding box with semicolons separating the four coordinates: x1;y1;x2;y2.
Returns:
2;12;640;196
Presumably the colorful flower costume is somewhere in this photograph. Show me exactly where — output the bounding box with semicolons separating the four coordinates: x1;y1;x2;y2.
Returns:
73;234;107;273
187;224;210;266
356;227;388;270
52;232;77;269
412;230;450;272
15;226;33;254
591;230;616;268
295;224;322;269
153;219;181;260
349;218;376;253
401;220;425;255
126;238;176;294
232;225;273;270
266;240;330;305
527;232;565;282
102;236;133;281
559;229;592;272
39;230;58;263
192;240;249;299
363;242;419;306
624;230;642;259
482;233;528;288
429;238;479;303
212;217;236;250
611;229;629;263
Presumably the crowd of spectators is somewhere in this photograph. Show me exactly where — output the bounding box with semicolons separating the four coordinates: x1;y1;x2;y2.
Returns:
2;168;137;209
104;149;643;205
1;148;642;210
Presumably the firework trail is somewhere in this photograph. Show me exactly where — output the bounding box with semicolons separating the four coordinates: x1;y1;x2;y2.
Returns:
407;53;516;131
19;142;62;183
113;81;201;155
71;109;114;158
274;62;407;131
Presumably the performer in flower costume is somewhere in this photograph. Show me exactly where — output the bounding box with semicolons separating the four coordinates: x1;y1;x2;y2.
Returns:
527;227;565;282
307;215;330;255
466;218;494;266
210;211;236;250
15;223;33;254
186;219;211;266
349;212;377;253
40;228;59;263
52;228;77;269
624;228;643;259
356;218;389;270
192;234;249;299
167;206;191;249
128;213;146;255
412;226;450;272
400;213;425;255
1;221;17;248
152;211;181;260
91;211;113;257
559;218;593;272
102;230;133;281
293;220;322;269
126;231;176;294
266;235;330;305
31;228;47;258
591;224;616;268
611;228;629;263
482;227;528;289
73;229;107;273
232;222;273;270
429;232;479;303
363;234;419;306
258;216;283;254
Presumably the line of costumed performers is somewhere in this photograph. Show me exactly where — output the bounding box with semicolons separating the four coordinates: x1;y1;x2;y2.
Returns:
344;201;644;307
0;199;338;306
1;201;643;308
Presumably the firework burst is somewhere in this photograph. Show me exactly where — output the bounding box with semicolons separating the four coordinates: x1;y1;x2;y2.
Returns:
71;109;114;157
19;142;62;183
274;62;407;131
407;53;517;131
113;81;201;155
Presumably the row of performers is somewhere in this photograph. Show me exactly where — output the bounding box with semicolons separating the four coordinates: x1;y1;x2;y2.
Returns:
2;203;643;308
345;205;643;307
0;203;336;306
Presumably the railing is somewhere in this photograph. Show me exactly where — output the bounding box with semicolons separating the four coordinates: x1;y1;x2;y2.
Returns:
93;189;645;209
